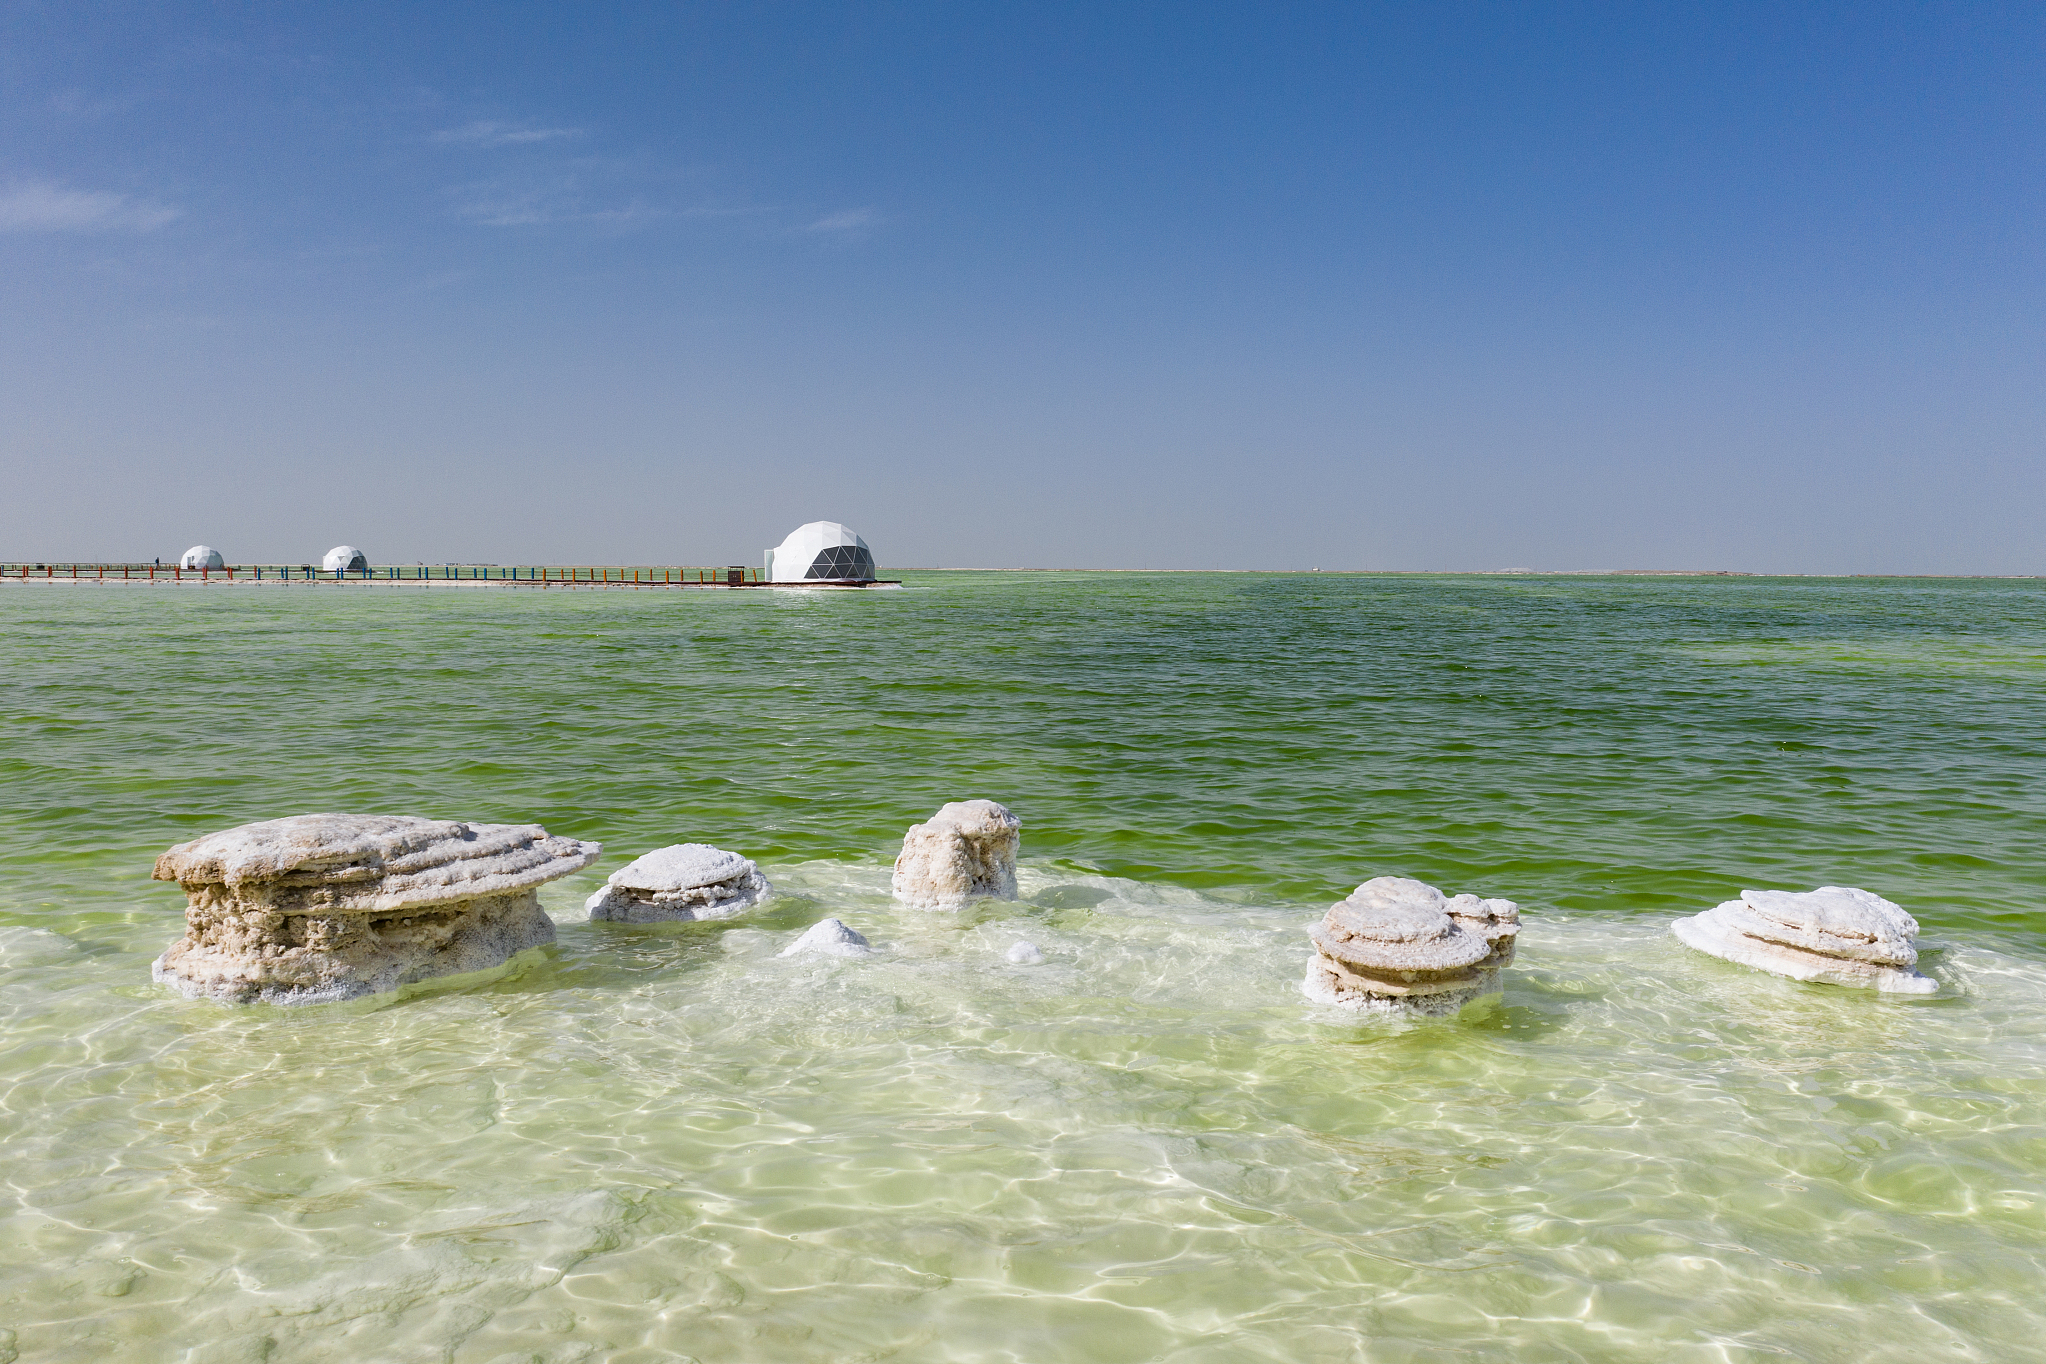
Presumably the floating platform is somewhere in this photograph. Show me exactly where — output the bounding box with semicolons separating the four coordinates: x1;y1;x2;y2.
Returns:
0;563;900;589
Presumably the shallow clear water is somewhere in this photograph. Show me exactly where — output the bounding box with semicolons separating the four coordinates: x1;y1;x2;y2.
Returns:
1;572;2042;1363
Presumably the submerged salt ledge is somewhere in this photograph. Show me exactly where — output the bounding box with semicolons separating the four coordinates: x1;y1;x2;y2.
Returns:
151;814;600;1005
50;869;2046;1362
583;843;770;923
1673;885;1936;993
891;799;1022;909
1303;876;1520;1015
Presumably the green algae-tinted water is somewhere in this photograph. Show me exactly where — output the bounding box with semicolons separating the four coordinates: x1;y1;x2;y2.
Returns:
1;572;2043;1363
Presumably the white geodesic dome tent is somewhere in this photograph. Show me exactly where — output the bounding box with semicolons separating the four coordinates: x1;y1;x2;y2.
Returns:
180;545;224;569
766;521;877;582
322;545;368;572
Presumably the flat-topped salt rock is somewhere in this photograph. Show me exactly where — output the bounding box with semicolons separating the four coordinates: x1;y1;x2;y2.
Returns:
1303;876;1511;1015
891;799;1021;909
151;813;600;1005
583;843;770;923
1673;885;1935;993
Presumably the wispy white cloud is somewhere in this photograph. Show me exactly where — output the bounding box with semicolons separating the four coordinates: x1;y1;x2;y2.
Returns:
0;181;180;233
806;207;879;233
47;89;135;119
434;120;580;147
449;177;665;229
410;269;475;292
430;113;839;237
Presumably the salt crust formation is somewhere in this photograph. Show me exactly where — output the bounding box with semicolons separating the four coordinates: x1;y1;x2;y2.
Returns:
782;918;870;957
1672;886;1935;993
1303;876;1521;1016
583;844;770;923
151;814;600;1005
891;800;1022;909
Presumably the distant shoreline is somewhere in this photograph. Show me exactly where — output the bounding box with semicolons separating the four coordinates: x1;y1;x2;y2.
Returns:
8;567;2044;585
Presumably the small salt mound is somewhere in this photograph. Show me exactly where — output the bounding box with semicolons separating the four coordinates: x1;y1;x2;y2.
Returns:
1303;876;1511;1016
781;919;870;958
1673;885;1935;993
584;843;770;923
1006;941;1044;965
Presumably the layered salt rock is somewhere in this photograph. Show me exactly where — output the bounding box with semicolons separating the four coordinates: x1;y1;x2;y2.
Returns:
891;800;1021;909
1672;886;1935;993
781;918;870;957
1303;877;1510;1015
151;814;600;1005
1443;892;1521;968
583;844;770;923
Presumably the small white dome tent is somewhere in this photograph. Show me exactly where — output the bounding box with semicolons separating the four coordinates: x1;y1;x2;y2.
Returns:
179;545;224;569
322;545;368;573
766;521;876;582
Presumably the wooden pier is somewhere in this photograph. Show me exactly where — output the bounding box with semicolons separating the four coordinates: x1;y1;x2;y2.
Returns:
0;563;900;588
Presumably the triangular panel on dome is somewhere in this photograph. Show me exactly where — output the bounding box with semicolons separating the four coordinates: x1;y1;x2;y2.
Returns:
769;521;878;582
322;545;369;573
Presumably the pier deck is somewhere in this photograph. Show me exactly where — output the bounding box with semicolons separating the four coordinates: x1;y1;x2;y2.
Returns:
0;563;899;588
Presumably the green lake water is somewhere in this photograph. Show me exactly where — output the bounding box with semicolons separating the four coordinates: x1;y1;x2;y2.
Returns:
1;572;2042;1363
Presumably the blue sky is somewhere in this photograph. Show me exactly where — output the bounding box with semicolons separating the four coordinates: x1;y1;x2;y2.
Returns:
2;2;2040;571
